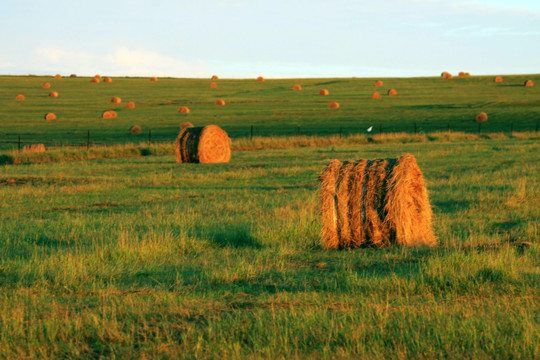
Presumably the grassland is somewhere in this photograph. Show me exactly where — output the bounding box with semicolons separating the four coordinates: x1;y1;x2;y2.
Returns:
0;75;539;358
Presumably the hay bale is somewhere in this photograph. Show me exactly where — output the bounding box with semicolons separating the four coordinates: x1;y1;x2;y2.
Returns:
178;106;190;113
42;83;51;89
94;75;101;79
210;82;218;88
111;96;122;104
215;99;226;106
126;102;135;109
174;124;230;164
48;91;58;97
475;112;488;122
70;74;77;78
441;72;449;77
494;76;503;83
387;89;397;96
319;89;329;96
103;77;112;83
150;77;158;82
293;84;302;91
15;94;25;101
23;144;45;153
180;122;194;130
44;112;56;120
211;75;219;80
54;74;62;79
458;72;469;77
257;76;264;82
129;125;141;134
91;77;100;83
524;80;534;87
374;80;383;87
102;110;117;119
444;73;453;80
371;92;381;100
328;101;340;108
319;154;436;249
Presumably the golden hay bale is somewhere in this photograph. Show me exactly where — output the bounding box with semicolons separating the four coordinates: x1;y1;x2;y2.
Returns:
94;75;101;79
257;76;264;82
23;144;46;153
129;125;141;134
178;106;190;113
319;154;436;249
44;112;56;120
211;75;219;80
494;76;503;83
150;77;158;82
441;72;449;77
180;122;194;130
54;74;62;79
458;72;470;77
215;99;226;106
475;112;488;122
524;80;534;87
444;73;453;80
91;77;100;83
292;84;302;91
102;110;117;119
328;101;340;108
42;83;51;89
371;92;381;100
319;89;329;96
48;91;58;97
103;77;112;83
126;102;135;109
374;80;383;87
175;124;231;164
70;74;77;77
15;94;25;101
210;82;218;88
111;96;122;104
387;89;397;96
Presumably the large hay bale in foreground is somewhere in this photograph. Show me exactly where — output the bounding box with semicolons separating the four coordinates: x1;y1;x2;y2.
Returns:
475;112;488;122
175;125;230;164
319;154;436;249
524;80;534;87
23;144;46;153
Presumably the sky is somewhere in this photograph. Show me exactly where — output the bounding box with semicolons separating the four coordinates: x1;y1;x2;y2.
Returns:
0;0;539;78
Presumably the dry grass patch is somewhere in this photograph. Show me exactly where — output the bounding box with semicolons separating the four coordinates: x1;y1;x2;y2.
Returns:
23;144;45;153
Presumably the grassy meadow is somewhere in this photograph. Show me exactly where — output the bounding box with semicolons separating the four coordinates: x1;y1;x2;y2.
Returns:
0;74;539;358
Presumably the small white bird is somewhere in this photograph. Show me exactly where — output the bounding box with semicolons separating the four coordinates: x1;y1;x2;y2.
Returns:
367;126;373;132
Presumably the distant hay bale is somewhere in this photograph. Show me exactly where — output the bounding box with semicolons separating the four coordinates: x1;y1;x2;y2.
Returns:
293;84;302;91
319;89;329;96
328;101;340;108
111;96;122;104
215;99;226;106
150;77;158;82
42;83;51;89
102;110;117;119
524;80;534;87
387;89;397;96
129;125;141;134
44;112;56;120
126;102;135;109
458;72;470;77
319;154;436;249
54;74;62;79
257;76;264;82
175;124;231;164
15;94;25;101
211;75;219;80
374;80;383;87
180;122;194;130
103;77;112;83
475;112;488;122
494;76;503;83
444;73;453;80
371;92;381;100
23;144;45;153
441;72;449;77
178;106;190;113
91;77;100;83
48;91;58;97
210;82;218;88
94;75;101;79
70;74;77;78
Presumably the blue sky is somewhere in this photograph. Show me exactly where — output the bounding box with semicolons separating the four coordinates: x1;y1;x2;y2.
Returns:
0;0;538;78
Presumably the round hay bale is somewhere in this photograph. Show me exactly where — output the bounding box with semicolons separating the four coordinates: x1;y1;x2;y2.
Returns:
129;125;141;134
441;71;449;77
257;76;264;82
494;76;503;83
371;91;381;100
444;73;453;80
15;94;25;101
126;102;135;109
175;124;231;164
458;72;466;77
215;99;226;106
292;84;302;91
150;77;158;82
44;112;56;120
180;122;194;130
319;89;329;96
210;82;218;88
91;77;100;83
102;110;117;119
42;83;51;89
211;75;219;80
318;154;436;249
178;106;190;113
387;89;397;96
23;144;46;153
328;101;340;108
374;80;383;87
54;74;62;79
111;96;122;104
94;75;101;79
475;112;488;122
70;74;77;78
524;80;534;87
103;77;112;83
48;91;58;97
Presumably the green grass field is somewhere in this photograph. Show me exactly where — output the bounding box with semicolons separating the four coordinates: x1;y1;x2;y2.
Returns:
0;75;539;359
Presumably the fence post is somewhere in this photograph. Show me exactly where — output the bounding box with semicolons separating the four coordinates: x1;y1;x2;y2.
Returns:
510;123;513;137
250;125;253;140
86;130;90;150
18;135;21;153
339;126;342;139
148;129;152;145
